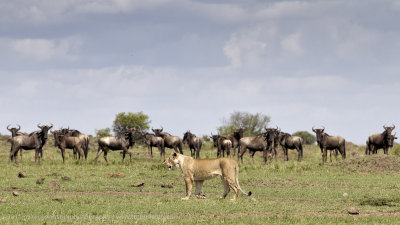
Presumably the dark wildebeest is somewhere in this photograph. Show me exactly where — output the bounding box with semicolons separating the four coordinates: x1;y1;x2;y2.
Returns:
94;129;136;164
60;128;90;159
52;130;85;163
182;131;202;159
9;124;53;164
312;127;346;163
210;134;232;158
223;128;244;156
152;127;183;154
278;132;303;161
366;125;396;155
140;131;165;160
238;132;272;164
264;127;280;158
7;124;24;160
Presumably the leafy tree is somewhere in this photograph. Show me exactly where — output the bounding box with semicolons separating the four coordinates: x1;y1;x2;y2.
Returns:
112;112;151;136
292;131;316;145
95;128;112;138
217;111;270;136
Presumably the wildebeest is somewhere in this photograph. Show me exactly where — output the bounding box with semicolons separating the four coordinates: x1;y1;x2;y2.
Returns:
277;132;303;161
264;127;280;158
182;131;202;159
223;128;244;156
210;134;232;158
7;124;22;137
140;131;165;160
9;124;53;164
312;127;346;163
366;125;396;155
152;127;183;154
94;129;136;164
52;130;85;163
238;132;272;164
60;128;90;159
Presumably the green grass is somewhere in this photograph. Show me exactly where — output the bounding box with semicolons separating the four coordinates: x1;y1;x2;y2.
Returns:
1;136;400;224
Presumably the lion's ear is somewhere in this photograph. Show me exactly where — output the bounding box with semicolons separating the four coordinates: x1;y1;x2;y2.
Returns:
173;152;177;157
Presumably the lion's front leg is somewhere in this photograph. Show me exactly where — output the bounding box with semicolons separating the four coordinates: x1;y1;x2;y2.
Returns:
182;177;193;200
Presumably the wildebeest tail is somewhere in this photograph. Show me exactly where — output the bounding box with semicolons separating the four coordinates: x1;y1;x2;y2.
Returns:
235;164;252;196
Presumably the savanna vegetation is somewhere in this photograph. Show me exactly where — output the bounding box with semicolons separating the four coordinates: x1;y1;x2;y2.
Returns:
1;133;400;224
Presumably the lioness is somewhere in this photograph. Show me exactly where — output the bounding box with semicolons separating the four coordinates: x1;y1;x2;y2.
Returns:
165;152;252;200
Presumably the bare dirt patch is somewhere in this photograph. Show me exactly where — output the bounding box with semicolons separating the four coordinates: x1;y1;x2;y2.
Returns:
329;155;400;173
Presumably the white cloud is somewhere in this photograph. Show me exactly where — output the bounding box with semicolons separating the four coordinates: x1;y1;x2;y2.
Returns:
10;37;81;61
280;32;303;56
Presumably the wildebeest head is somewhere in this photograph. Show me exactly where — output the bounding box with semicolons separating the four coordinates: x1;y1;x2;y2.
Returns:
312;126;325;143
182;131;193;144
210;133;220;147
7;124;21;137
38;123;53;141
383;124;396;135
152;127;163;136
51;130;62;147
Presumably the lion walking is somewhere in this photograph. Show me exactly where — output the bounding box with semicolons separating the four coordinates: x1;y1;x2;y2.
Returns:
165;152;252;200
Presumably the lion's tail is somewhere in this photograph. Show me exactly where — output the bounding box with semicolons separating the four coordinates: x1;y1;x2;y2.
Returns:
235;164;252;197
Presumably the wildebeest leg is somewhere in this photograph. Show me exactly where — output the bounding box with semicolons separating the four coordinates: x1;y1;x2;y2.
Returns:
149;145;153;158
94;148;103;165
76;146;84;161
238;146;247;163
61;148;66;164
121;150;126;164
35;148;40;164
103;150;109;164
322;148;327;163
263;149;268;164
283;147;289;161
194;181;205;199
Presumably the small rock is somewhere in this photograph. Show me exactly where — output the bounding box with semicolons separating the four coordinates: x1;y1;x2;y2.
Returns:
52;197;65;202
36;179;44;185
90;174;96;176
112;173;125;178
131;182;144;187
18;172;26;178
343;193;349;197
12;191;20;196
347;207;359;215
0;198;6;203
49;181;60;187
287;177;297;181
10;185;18;189
61;176;71;181
161;183;173;188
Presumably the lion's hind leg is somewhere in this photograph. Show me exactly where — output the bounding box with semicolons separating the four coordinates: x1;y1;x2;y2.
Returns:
220;177;231;199
195;181;206;199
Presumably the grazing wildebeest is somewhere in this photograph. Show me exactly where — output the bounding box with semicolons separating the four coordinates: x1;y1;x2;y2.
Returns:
9;124;53;164
366;125;396;155
60;128;90;159
223;128;244;156
278;132;303;161
52;130;85;163
210;134;232;158
312;127;346;163
238;132;272;164
140;131;165;160
182;131;202;159
94;129;136;164
152;127;183;154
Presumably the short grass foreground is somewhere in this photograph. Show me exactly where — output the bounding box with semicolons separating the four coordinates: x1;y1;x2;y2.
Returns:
1;136;400;224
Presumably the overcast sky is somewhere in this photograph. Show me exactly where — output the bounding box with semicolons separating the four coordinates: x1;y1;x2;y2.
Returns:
0;0;399;144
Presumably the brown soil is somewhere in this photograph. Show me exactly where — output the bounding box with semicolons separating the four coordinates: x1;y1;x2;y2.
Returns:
329;155;400;173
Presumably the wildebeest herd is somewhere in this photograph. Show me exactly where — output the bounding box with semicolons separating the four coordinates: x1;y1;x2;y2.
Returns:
4;124;397;164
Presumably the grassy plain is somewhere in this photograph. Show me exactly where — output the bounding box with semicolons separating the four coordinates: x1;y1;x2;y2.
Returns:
1;135;400;224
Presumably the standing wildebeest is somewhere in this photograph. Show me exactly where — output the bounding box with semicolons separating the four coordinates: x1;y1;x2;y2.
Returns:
60;128;90;159
366;125;396;155
210;134;232;158
182;131;202;159
9;124;53;164
94;129;136;164
312;127;346;163
140;131;165;160
238;132;272;164
52;130;85;163
152;127;183;154
278;132;303;161
7;124;24;160
223;128;244;156
264;127;280;158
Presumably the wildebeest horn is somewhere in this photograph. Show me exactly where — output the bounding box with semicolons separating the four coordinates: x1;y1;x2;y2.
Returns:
17;124;21;131
7;124;11;131
160;126;163;132
321;126;325;132
49;123;53;129
312;126;316;132
37;123;43;129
